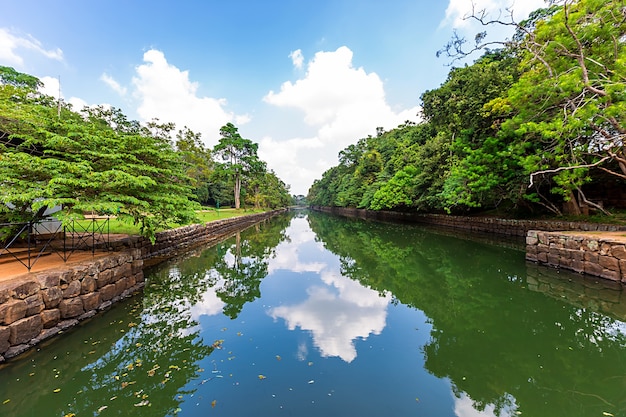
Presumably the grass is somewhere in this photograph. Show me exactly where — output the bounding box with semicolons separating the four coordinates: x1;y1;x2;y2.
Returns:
76;208;269;236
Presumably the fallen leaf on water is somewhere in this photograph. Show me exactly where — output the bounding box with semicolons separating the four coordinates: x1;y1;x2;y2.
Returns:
134;400;150;407
308;380;314;384
2;399;10;405
603;413;614;417
276;355;281;361
63;414;75;417
211;400;217;408
53;388;61;393
258;375;267;380
97;405;108;413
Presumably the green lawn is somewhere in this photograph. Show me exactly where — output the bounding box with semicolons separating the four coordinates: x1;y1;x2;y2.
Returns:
77;208;269;236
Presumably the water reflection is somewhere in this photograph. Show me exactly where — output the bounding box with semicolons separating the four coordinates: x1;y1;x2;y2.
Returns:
2;212;626;417
307;212;626;417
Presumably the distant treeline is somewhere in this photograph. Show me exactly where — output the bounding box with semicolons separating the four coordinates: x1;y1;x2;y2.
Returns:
307;0;626;217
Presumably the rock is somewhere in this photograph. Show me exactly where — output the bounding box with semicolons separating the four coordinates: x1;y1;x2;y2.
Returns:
25;294;45;316
41;287;62;308
9;315;43;345
40;309;60;329
0;326;10;354
0;299;28;325
59;298;84;319
62;280;81;298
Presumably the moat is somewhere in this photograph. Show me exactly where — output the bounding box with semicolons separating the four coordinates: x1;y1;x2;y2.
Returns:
1;211;625;417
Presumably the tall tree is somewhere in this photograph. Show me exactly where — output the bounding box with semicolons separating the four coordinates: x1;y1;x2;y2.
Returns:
213;123;262;209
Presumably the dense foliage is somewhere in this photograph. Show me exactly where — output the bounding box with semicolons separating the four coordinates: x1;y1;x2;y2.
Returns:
0;69;292;241
308;0;626;217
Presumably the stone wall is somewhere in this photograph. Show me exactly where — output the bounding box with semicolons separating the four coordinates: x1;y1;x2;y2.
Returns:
525;231;626;283
311;206;626;237
0;252;143;360
0;209;286;362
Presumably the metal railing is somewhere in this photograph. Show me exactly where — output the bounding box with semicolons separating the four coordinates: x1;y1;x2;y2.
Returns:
0;217;111;272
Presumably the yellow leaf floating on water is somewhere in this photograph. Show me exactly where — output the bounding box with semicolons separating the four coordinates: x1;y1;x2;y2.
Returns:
603;413;614;417
134;400;150;407
97;405;108;413
276;355;281;361
2;399;10;405
258;374;267;380
211;400;217;408
53;388;61;393
63;414;75;417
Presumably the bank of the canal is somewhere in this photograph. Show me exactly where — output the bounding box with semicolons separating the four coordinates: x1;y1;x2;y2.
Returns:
0;209;286;362
311;206;626;284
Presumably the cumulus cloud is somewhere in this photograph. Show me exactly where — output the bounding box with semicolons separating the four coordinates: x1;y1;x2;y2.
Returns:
131;49;249;146
262;46;420;195
269;274;390;362
0;27;63;66
100;73;128;96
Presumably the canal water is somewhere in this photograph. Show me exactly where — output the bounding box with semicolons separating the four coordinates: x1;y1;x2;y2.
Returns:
1;211;626;417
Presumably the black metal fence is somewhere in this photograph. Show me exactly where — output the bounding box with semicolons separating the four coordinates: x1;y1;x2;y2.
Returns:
0;217;111;272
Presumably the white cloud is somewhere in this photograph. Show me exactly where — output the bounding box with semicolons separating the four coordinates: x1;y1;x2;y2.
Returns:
39;76;100;113
262;46;420;195
0;27;63;66
289;49;304;69
131;49;248;146
442;0;547;29
269;273;390;362
100;73;128;96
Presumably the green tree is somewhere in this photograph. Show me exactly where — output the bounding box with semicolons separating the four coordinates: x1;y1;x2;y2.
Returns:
175;126;213;204
213;123;263;209
0;69;199;241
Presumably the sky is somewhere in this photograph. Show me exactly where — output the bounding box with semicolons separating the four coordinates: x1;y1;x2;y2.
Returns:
0;0;546;195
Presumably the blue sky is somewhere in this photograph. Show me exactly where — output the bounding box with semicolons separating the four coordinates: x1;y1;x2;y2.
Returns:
1;0;545;195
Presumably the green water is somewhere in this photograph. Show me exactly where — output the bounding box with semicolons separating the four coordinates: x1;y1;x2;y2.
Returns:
1;211;625;416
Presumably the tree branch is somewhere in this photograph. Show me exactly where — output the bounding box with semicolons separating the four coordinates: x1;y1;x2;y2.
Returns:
528;156;611;188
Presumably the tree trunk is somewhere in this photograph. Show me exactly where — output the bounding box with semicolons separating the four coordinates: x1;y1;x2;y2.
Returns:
234;173;241;209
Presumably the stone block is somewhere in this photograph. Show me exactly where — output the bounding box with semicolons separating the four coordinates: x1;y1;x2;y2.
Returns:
62;280;81;298
584;261;603;276
81;276;97;294
598;255;620;272
0;299;27;325
99;284;116;301
112;263;132;281
570;260;584;273
59;298;84;319
9;315;42;345
526;235;538;245
35;271;61;289
537;252;548;263
41;287;62;308
0;326;9;354
25;294;45;316
0;288;9;304
95;269;113;288
584;252;599;263
40;309;60;329
80;292;101;312
10;280;40;299
115;277;128;296
612;245;626;260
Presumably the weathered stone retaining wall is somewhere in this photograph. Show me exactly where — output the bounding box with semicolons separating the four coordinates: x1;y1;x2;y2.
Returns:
311;206;626;236
525;231;626;283
0;209;286;361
